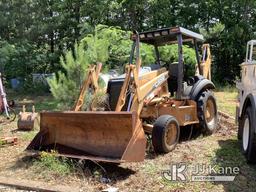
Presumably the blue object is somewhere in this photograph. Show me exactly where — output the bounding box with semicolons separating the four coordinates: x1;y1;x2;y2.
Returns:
10;78;21;89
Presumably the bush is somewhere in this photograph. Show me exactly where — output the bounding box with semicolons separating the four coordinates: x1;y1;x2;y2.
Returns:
33;151;71;176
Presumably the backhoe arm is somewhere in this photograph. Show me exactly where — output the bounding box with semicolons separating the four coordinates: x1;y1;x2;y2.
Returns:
73;63;102;111
200;44;212;80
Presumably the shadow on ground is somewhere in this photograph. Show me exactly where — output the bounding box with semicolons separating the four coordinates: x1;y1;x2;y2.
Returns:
213;139;256;191
9;153;136;185
8;155;35;171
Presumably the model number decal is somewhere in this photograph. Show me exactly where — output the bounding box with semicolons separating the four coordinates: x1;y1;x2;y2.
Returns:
153;74;166;88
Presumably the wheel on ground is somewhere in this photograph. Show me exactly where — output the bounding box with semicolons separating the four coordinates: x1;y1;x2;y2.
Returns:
197;90;218;135
241;107;256;163
152;115;180;153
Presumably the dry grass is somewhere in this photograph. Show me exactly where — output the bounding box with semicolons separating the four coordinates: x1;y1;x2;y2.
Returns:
215;88;237;116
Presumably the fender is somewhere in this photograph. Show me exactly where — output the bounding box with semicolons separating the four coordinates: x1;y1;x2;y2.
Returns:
189;75;215;100
240;93;256;117
240;93;256;134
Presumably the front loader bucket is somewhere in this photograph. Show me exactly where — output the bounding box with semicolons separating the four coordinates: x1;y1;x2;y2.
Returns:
27;111;146;163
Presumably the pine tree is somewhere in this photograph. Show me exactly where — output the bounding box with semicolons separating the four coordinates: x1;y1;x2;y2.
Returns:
48;25;111;110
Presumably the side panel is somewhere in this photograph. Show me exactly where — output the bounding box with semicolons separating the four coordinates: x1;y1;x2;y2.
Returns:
238;63;256;118
141;100;199;126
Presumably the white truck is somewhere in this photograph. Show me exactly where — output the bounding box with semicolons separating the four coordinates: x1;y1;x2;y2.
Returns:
237;40;256;163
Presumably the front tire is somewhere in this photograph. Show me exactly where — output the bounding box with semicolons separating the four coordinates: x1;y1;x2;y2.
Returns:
152;115;180;153
241;107;256;163
197;90;218;135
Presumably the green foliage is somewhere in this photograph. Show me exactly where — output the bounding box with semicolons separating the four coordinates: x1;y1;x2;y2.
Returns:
48;42;89;110
33;151;71;176
159;44;196;64
21;130;38;141
200;22;225;40
140;44;156;65
97;25;132;69
81;25;111;64
48;26;112;109
2;0;255;86
0;41;16;72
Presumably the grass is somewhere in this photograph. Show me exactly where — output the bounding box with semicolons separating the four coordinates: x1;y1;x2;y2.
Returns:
213;137;246;167
34;98;58;111
21;129;38;141
142;161;159;174
214;86;237;116
33;151;71;176
7;89;58;112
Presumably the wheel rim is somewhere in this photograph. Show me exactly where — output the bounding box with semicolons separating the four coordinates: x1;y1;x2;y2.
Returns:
205;98;216;126
165;122;178;147
243;117;250;151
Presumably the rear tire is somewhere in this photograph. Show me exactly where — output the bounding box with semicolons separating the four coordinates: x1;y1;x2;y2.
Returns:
152;115;180;153
197;90;218;135
241;107;256;163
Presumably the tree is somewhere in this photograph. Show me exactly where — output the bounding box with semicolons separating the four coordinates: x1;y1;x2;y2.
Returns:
48;25;112;109
1;0;256;87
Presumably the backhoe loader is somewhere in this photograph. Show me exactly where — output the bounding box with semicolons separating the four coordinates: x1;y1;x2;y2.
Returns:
27;27;218;163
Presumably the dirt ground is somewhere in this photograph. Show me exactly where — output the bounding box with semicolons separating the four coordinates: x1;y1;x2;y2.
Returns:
0;92;256;192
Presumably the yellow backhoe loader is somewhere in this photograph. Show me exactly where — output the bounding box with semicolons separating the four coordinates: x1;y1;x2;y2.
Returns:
27;27;217;163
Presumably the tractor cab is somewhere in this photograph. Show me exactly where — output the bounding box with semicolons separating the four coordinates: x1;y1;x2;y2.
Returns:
130;27;211;99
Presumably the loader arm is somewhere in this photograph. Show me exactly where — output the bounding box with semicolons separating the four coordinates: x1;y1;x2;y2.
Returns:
73;63;102;111
116;32;169;115
115;64;169;115
130;68;169;114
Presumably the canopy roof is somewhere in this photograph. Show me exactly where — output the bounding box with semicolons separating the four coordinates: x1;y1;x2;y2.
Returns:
131;27;204;46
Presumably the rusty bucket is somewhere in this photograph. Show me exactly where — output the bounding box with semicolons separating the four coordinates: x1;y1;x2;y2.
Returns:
27;111;147;163
17;105;38;131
